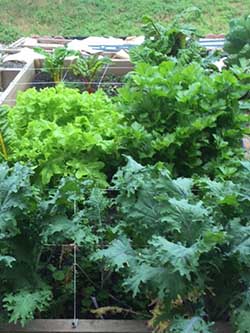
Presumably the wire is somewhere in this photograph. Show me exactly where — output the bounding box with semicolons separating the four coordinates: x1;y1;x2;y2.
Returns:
73;243;77;327
10;81;124;86
72;199;78;328
98;64;110;89
0;66;133;71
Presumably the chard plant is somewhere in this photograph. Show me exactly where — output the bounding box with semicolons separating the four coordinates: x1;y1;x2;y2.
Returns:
35;47;79;83
70;55;111;93
130;13;205;66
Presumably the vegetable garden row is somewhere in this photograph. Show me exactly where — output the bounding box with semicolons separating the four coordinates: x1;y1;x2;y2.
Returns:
1;12;250;333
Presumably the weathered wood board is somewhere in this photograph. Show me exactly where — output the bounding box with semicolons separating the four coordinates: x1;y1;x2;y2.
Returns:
0;68;21;91
0;320;233;333
0;60;35;106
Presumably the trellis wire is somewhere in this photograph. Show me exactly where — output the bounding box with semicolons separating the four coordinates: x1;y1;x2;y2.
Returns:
42;243;140;313
72;200;78;328
0;66;133;71
72;244;78;328
0;80;125;104
97;64;110;89
5;81;125;86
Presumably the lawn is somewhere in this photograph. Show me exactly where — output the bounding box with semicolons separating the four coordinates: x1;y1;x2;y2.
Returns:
0;0;249;43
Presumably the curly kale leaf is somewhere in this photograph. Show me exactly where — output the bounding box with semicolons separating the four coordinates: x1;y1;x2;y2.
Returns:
0;163;33;240
224;15;250;65
3;289;52;327
169;316;213;333
0;255;15;267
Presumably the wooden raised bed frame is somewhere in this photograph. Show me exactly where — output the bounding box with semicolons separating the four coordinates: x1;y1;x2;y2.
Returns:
0;320;233;333
0;57;132;106
0;60;34;106
0;38;233;333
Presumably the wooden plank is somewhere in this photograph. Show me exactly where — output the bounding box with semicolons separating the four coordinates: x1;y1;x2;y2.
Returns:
0;60;35;106
1;69;21;90
24;43;64;50
38;37;71;45
0;320;150;333
0;48;22;54
35;58;133;76
106;59;133;76
8;37;26;49
213;322;233;333
0;67;22;71
0;70;2;92
0;320;233;333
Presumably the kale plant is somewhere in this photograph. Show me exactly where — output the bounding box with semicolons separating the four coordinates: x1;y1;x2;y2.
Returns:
94;157;250;332
224;15;250;65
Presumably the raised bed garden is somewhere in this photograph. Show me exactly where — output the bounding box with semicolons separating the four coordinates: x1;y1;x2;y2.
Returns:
1;14;250;333
0;56;132;105
30;58;131;96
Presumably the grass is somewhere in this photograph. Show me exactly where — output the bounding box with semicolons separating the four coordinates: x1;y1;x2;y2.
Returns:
0;0;249;43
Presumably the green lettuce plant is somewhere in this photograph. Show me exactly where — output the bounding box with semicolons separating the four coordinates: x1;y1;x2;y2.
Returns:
5;85;122;186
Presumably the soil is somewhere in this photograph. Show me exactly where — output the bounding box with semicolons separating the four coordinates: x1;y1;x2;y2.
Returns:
30;71;55;90
100;74;125;97
30;70;125;96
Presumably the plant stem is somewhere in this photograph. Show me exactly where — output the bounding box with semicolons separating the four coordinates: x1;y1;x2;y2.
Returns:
0;131;8;160
53;72;60;84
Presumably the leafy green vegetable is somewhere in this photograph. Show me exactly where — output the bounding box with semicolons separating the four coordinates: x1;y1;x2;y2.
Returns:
0;160;148;325
94;157;250;331
169;316;213;333
0;163;33;240
35;47;79;83
224;15;250;65
130;14;202;66
119;60;248;178
0;106;10;161
0;163;51;325
94;236;136;270
70;55;111;93
6;86;122;186
0;255;15;267
3;15;250;330
129;13;222;71
3;289;52;326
